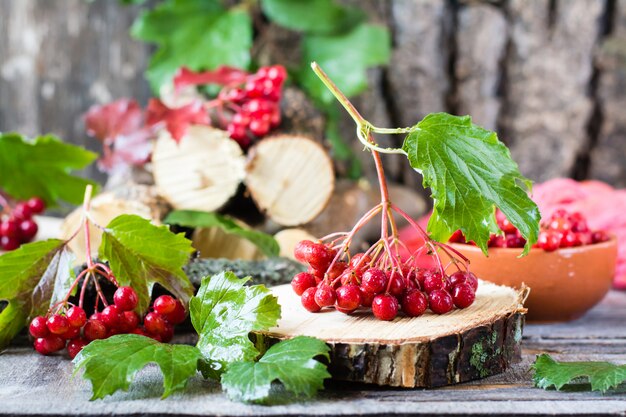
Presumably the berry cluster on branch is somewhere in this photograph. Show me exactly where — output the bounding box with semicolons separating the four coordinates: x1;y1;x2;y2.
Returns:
0;195;45;251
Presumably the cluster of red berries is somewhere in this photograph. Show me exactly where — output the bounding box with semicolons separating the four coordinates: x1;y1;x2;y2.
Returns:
220;65;286;148
291;240;479;321
0;197;45;251
29;286;186;358
449;209;609;252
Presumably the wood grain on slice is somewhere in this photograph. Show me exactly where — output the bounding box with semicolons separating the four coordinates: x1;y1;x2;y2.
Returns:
192;223;264;261
152;126;246;211
274;228;317;260
260;281;528;388
245;136;334;226
60;185;169;262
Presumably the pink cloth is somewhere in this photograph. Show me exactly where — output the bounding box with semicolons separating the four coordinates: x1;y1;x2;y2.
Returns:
399;178;626;288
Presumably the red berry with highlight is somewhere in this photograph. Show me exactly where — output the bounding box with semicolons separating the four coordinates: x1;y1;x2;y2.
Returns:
100;305;121;329
113;286;138;312
84;320;107;341
144;312;166;335
27;197;46;214
154;295;177;315
335;285;361;311
291;272;317;296
301;287;321;312
429;290;454;314
452;283;476;309
388;271;406;297
67;338;88;359
314;285;336;308
66;306;87;328
361;268;388;294
29;316;50;338
162;299;186;325
372;294;399;321
401;289;428;317
46;314;70;335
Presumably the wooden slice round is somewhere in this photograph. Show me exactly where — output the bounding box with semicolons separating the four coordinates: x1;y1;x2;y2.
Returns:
152;126;246;211
192;224;264;261
260;281;528;388
245;135;335;226
273;228;317;260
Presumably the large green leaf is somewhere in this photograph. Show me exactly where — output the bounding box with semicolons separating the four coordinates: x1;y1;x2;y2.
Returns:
164;210;279;258
261;0;364;34
533;354;626;393
131;0;252;91
298;24;390;105
98;215;195;313
401;113;540;254
74;334;203;400
0;239;69;348
190;272;280;373
0;133;97;206
221;336;330;403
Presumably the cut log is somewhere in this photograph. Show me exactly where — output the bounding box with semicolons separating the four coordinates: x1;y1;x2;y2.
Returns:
273;228;317;260
259;281;528;388
152;126;246;212
245;135;335;226
192;223;264;261
60;185;169;262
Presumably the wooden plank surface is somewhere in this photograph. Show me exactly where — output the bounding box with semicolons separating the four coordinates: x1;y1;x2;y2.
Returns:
1;282;626;416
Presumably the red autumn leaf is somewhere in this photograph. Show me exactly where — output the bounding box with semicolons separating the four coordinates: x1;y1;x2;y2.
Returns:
98;129;154;175
146;98;210;143
173;66;248;91
85;99;144;142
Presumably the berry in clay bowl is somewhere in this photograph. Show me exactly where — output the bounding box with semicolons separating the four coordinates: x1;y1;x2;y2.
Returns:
448;209;618;322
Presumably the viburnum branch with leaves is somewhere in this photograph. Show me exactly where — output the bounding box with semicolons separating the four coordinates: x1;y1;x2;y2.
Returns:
288;63;541;321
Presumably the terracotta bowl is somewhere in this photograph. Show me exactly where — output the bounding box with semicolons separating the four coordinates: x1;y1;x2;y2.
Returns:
450;238;618;322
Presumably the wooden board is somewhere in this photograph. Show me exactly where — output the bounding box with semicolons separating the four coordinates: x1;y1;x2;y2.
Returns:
261;282;528;388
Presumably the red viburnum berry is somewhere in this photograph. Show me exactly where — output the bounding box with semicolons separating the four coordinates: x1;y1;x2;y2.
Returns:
335;285;361;311
100;305;121;329
401;289;428;317
113;286;139;312
314;285;336;308
428;290;454;314
301;287;321;312
154;295;177;315
66;306;87;328
162;299;186;325
291;272;317;296
144;312;166;335
452;283;476;309
372;294;399;321
26;197;46;214
46;314;70;335
360;268;388;295
29;316;50;338
67;338;88;359
84;320;107;341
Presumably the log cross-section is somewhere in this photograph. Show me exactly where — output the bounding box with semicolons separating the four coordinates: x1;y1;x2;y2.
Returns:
259;281;527;388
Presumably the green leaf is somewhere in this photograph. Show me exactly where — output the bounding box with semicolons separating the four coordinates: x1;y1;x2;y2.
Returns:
298;24;390;105
99;214;195;313
533;354;626;393
401;113;540;255
131;0;252;91
0;239;69;348
190;272;281;373
164;210;279;258
74;334;203;400
261;0;365;35
221;336;330;403
0;133;98;206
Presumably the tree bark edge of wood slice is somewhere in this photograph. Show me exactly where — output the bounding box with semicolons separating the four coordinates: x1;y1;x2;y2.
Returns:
256;281;529;388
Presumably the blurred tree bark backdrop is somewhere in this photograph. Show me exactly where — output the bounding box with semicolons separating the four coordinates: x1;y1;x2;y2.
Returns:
1;0;626;188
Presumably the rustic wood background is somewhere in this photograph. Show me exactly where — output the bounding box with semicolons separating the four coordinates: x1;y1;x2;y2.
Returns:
1;0;625;188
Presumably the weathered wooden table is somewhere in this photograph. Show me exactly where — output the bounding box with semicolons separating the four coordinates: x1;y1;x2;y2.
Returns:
2;289;626;416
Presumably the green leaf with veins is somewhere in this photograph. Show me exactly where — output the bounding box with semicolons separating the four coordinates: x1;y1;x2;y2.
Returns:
0;239;68;348
0;133;98;206
131;0;252;91
401;113;540;255
74;334;203;400
533;354;626;393
298;24;390;106
190;272;281;375
261;0;365;35
164;210;279;258
221;336;330;403
99;215;195;313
